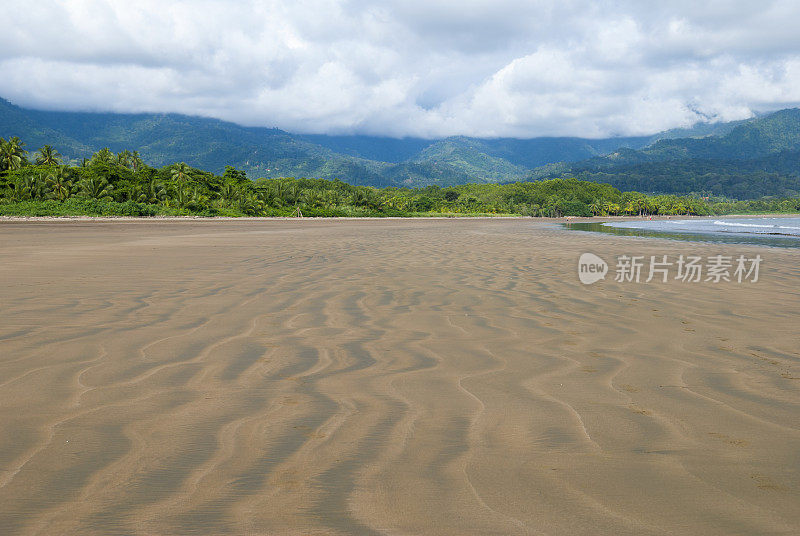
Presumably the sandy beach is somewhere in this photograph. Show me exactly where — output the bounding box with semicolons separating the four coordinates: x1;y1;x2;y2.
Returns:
0;218;798;535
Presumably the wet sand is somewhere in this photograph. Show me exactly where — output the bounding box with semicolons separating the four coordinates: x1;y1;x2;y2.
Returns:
0;219;798;535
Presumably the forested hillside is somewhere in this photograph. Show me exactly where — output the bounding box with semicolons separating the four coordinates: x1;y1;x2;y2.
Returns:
533;109;800;198
4;97;800;198
0;98;652;187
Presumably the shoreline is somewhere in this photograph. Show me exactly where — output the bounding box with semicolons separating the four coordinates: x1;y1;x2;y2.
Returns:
2;213;799;224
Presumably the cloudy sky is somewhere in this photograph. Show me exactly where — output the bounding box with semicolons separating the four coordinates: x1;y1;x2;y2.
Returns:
3;0;800;138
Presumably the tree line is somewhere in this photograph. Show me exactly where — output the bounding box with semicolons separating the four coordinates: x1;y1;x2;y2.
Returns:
1;137;799;217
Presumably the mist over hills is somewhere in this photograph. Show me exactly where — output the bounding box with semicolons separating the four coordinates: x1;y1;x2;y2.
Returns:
2;97;800;198
534;109;800;198
0;97;649;186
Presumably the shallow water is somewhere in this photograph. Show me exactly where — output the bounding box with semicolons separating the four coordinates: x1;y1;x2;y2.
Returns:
565;217;800;248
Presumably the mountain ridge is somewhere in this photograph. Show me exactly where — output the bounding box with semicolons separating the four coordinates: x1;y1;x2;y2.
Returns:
3;97;800;197
0;97;652;187
531;109;800;198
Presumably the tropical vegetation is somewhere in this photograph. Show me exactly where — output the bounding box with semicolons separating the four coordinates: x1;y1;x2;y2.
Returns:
1;139;799;218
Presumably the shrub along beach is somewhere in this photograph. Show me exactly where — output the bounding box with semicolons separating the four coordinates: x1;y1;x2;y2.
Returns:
3;137;800;218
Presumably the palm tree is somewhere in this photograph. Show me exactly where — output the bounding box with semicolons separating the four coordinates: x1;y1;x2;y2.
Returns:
10;174;42;201
171;162;191;184
589;200;603;216
301;189;324;208
350;188;371;207
219;183;238;207
323;189;342;206
36;145;61;166
90;148;114;165
634;197;647;216
116;149;133;168
237;191;263;215
253;187;273;207
130;151;143;172
139;180;166;204
285;184;300;205
79;176;114;200
193;187;209;209
623;201;636;215
0;137;27;171
268;180;288;205
172;183;196;209
46;167;74;201
125;183;144;202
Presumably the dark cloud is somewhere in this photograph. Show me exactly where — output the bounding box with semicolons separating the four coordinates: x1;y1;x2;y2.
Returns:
2;0;800;137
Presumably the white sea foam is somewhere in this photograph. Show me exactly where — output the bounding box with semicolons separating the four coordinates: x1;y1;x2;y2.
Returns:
602;216;800;242
714;221;774;228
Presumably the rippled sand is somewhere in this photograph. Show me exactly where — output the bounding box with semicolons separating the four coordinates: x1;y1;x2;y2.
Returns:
0;219;798;535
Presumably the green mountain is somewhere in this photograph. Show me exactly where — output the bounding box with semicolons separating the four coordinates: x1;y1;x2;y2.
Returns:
0;100;91;157
4;96;800;197
533;109;800;198
16;104;394;187
0;97;650;187
301;133;651;169
410;138;529;183
607;109;800;165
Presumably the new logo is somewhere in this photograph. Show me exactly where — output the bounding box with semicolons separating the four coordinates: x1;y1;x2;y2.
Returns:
578;253;608;285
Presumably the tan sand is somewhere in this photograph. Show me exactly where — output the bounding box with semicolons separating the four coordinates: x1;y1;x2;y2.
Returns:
0;219;798;535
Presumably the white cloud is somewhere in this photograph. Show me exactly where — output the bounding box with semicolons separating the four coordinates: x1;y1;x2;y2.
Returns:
2;0;800;138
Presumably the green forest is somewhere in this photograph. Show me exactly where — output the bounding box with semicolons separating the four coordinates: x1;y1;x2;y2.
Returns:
533;109;800;199
2;137;799;218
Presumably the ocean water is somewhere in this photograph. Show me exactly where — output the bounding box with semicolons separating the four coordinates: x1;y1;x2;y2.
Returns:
606;217;800;237
564;217;800;248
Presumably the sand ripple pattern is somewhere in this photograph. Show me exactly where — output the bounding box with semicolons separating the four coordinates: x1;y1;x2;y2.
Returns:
0;219;798;535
